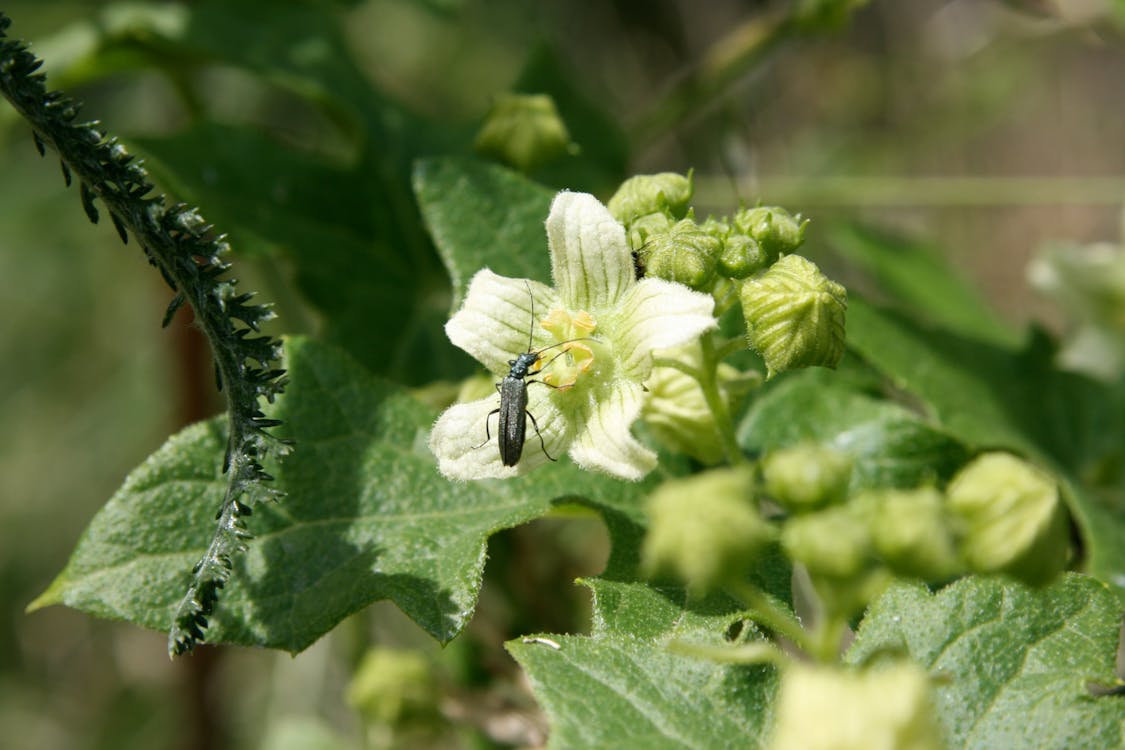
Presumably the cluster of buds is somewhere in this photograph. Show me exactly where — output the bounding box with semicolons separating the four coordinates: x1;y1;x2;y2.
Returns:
607;172;846;379
760;445;1071;619
645;444;1071;622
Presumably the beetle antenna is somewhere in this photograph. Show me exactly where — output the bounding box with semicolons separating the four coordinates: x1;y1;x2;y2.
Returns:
524;280;535;354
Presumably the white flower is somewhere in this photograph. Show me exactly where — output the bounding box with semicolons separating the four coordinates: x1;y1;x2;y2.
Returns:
430;191;716;481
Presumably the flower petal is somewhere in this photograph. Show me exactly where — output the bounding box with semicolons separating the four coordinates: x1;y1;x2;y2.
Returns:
568;382;656;481
547;192;633;311
614;278;716;380
446;270;560;374
430;388;569;480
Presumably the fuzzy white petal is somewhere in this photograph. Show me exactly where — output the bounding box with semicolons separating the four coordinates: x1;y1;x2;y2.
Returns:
547;192;633;311
614;278;716;379
568;382;655;481
430;388;569;480
446;270;560;374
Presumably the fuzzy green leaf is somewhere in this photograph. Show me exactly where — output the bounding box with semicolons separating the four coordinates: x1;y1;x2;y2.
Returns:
32;337;651;652
847;574;1125;749
739;369;971;491
508;577;780;750
413;156;555;308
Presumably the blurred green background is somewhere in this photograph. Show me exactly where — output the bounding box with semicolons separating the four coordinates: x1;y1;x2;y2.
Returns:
1;1;1122;748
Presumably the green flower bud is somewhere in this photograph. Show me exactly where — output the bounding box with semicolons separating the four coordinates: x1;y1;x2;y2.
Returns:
718;233;769;279
642;218;721;290
642;343;744;465
626;211;674;252
734;206;808;260
946;452;1070;585
346;648;438;726
782;504;871;579
762;442;852;512
740;254;847;378
865;487;961;581
473;93;572;172
642;467;773;592
770;662;943;750
698;216;731;240
608;172;693;225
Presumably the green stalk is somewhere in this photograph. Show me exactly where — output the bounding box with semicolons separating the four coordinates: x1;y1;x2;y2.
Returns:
728;580;810;654
698;331;744;466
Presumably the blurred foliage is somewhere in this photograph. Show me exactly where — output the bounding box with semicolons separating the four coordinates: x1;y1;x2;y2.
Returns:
2;0;1124;748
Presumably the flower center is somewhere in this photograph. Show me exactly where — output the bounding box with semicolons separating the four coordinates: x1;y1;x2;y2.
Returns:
537;308;598;389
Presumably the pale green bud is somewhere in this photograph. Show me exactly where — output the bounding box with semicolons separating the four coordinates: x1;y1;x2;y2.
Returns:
733;206;808;260
719;233;769;279
473;93;572;172
866;487;961;581
608;172;693;225
642;218;721;290
699;216;770;279
740;254;847;378
770;662;943;750
761;442;852;512
946;452;1069;585
626;211;674;252
346;648;438;726
782;504;871;579
642;467;773;592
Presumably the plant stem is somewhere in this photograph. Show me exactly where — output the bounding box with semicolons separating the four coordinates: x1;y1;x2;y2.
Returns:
630;9;793;150
809;614;849;664
651;356;700;379
666;638;790;667
698;332;744;466
728;580;810;654
715;336;748;362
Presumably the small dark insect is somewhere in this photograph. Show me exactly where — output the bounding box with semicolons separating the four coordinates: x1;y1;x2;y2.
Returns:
477;283;590;467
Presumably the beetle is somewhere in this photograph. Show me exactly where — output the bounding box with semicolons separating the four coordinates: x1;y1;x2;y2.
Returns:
478;283;591;467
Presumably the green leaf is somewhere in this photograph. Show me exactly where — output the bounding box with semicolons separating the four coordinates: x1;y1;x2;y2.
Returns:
848;574;1125;749
739;368;971;491
846;297;1125;596
32;336;651;652
828;222;1018;347
133;121;462;383
508;578;779;750
413;156;556;309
